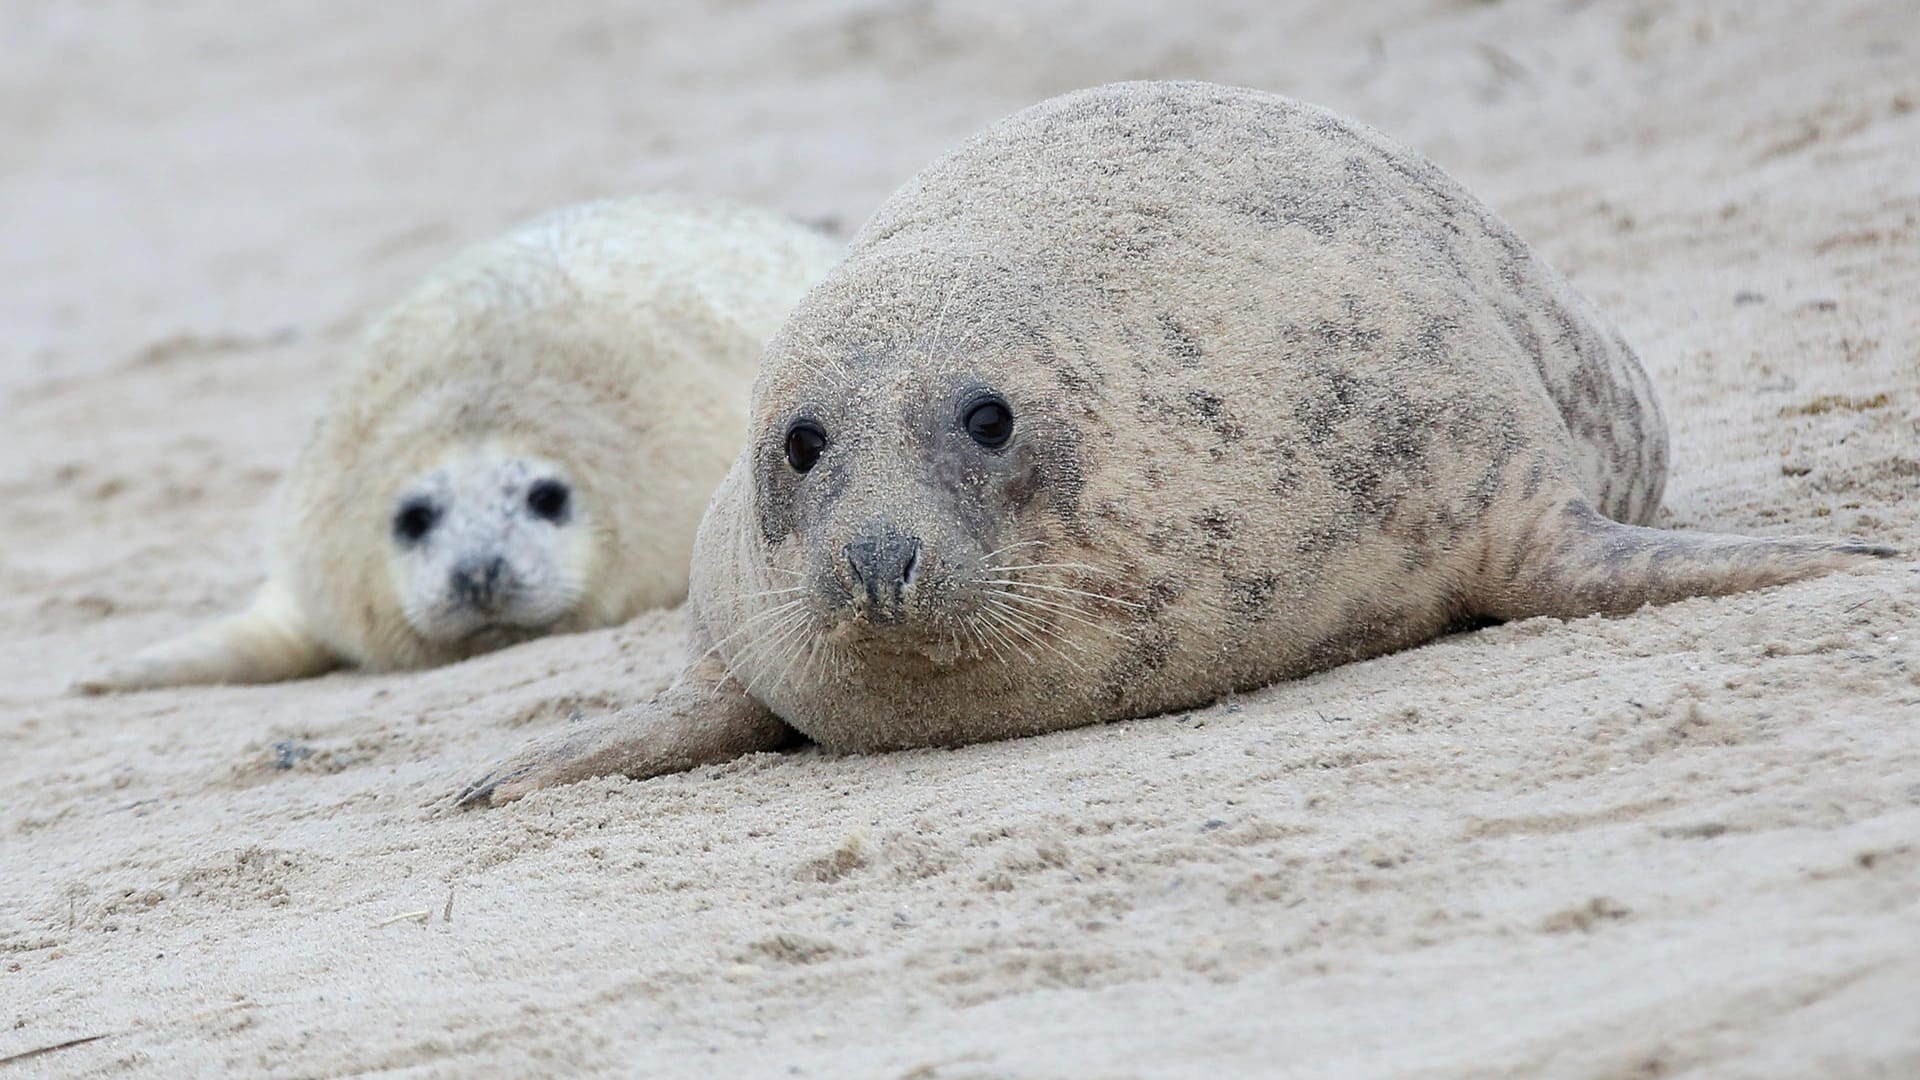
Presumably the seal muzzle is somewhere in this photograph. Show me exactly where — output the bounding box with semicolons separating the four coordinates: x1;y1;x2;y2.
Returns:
843;523;921;623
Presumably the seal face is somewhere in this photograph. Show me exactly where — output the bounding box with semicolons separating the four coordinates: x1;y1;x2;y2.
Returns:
80;196;840;691
724;261;1103;746
458;82;1891;807
383;445;587;651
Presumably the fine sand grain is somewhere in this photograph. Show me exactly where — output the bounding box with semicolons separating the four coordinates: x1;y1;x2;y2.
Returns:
3;2;1917;1076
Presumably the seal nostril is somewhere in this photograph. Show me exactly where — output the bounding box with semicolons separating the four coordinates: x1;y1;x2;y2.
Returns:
451;556;511;610
900;541;920;588
844;526;921;616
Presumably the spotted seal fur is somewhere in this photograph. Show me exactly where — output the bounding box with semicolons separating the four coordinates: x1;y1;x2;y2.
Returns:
460;81;1891;804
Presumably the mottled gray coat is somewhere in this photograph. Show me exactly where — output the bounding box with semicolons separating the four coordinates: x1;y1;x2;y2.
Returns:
464;82;1887;804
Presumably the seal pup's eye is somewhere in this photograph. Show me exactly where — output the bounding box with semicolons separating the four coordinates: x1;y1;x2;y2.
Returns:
964;397;1014;448
526;479;570;522
393;498;440;544
785;421;827;473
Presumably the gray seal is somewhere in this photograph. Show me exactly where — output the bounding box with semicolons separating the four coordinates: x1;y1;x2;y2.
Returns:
461;81;1891;805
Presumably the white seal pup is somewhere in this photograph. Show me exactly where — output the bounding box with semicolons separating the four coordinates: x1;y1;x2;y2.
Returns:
81;196;840;691
459;82;1892;804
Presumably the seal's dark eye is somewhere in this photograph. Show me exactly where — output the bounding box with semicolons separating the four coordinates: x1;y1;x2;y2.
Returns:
393;499;439;544
785;421;827;473
964;397;1013;448
527;479;570;522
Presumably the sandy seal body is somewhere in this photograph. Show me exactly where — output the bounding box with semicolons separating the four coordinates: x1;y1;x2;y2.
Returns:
82;196;840;691
462;82;1890;803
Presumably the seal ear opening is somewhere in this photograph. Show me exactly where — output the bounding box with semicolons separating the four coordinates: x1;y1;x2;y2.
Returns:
73;584;339;694
1477;500;1897;622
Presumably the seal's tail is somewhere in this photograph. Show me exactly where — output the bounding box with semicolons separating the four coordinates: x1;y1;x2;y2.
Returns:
1477;500;1897;621
72;585;337;694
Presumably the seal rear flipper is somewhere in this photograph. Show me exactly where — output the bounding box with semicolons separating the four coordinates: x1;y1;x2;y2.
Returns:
456;649;798;808
1478;500;1897;621
72;586;339;694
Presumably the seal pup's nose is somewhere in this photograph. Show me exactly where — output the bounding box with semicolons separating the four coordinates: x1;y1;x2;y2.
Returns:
449;555;510;612
844;525;921;622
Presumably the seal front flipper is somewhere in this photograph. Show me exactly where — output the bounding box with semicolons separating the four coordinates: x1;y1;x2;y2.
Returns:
456;650;796;808
1478;499;1898;621
73;584;338;694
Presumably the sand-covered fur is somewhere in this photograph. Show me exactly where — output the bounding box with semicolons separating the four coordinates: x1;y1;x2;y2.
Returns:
463;81;1890;804
80;197;839;690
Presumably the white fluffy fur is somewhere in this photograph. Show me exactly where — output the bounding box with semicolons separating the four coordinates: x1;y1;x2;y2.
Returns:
81;196;839;691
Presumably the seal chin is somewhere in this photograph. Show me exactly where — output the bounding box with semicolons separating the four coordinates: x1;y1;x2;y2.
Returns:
820;612;968;667
457;622;541;646
405;609;567;654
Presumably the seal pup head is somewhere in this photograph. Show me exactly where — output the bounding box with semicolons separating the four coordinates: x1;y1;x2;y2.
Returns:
383;440;598;654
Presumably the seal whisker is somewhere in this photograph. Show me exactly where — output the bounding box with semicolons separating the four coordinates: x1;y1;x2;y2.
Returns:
696;598;806;667
980;579;1146;611
764;615;821;692
709;598;804;648
967;611;998;661
974;604;1049;668
962;613;1010;664
982;597;1094;671
749;606;815;661
979;539;1049;565
799;633;838;689
983;560;1115;576
982;595;1097;651
734;609;816;696
983;588;1090;638
733;584;808;602
753;614;810;670
976;610;1031;665
987;590;1138;641
995;621;1089;674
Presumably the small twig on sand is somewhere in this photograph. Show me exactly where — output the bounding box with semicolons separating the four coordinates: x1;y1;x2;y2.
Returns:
0;1032;114;1067
443;887;455;923
374;909;432;928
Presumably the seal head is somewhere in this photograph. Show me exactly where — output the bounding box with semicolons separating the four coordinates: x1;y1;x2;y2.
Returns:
384;444;590;652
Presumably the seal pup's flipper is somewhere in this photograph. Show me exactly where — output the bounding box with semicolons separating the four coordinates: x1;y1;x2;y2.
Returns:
1480;500;1897;621
456;647;797;808
73;585;338;693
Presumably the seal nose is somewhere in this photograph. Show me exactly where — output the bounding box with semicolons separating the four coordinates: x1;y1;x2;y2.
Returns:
449;555;510;613
844;525;921;621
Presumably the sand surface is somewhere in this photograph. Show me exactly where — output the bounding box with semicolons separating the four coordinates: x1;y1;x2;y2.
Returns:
4;1;1918;1075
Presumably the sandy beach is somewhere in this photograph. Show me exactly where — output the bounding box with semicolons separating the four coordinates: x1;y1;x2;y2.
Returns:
3;1;1917;1075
